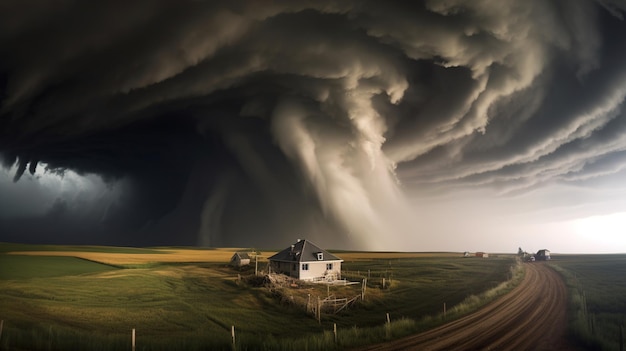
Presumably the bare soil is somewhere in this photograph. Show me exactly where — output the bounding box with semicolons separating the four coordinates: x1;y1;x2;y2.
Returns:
357;262;569;351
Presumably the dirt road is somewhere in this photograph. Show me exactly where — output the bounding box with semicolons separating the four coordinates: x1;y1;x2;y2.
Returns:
358;263;568;351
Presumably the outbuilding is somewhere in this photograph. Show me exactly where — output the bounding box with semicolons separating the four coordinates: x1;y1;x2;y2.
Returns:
230;252;251;267
535;249;551;261
268;239;343;282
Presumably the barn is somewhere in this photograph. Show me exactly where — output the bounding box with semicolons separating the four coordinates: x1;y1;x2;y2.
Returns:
230;252;251;267
475;252;489;258
268;239;343;282
535;249;551;261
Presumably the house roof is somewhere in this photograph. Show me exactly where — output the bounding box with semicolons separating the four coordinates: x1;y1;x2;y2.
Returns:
268;239;343;263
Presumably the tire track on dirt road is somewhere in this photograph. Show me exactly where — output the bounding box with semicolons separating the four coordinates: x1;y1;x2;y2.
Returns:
357;263;568;351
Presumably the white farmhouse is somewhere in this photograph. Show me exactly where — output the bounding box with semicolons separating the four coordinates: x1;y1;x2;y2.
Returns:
268;239;343;281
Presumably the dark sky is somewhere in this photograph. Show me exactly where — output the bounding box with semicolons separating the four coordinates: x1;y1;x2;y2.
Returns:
2;0;626;252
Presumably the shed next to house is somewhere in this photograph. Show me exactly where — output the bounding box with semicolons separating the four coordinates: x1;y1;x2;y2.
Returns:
230;252;251;267
268;239;343;281
475;252;489;258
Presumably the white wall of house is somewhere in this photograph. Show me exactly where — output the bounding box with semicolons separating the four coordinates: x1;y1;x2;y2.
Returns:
298;260;342;281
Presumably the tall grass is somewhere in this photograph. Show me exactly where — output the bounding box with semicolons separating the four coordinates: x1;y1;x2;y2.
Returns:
448;259;524;318
551;255;626;351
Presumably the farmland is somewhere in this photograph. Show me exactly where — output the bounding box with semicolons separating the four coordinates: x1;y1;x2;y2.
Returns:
551;255;626;351
0;243;519;350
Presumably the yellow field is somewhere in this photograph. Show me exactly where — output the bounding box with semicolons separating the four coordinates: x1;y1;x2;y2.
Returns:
7;248;278;265
7;248;464;265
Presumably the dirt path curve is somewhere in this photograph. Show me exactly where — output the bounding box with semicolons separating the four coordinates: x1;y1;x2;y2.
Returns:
357;263;569;351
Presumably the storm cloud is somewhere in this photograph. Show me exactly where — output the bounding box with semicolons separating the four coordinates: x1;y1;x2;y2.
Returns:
1;0;626;251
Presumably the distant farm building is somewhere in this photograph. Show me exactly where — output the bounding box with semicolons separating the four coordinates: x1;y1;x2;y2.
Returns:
475;252;489;258
535;249;551;261
230;252;251;267
268;239;343;282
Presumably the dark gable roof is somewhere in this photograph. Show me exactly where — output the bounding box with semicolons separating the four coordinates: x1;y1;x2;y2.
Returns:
268;239;342;263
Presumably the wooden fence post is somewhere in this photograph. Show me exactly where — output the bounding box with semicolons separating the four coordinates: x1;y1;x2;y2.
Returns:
334;323;337;344
443;302;447;320
231;325;236;350
307;294;311;313
620;324;623;351
386;313;391;339
361;278;367;301
0;320;3;343
131;328;136;351
317;296;321;323
361;279;364;300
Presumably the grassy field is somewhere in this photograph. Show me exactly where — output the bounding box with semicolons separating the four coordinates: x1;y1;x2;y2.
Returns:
0;243;519;350
0;255;118;279
339;254;519;323
550;255;626;351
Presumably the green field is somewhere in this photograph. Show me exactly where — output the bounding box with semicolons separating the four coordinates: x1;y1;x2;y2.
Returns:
0;244;520;350
0;255;118;279
551;255;626;351
339;255;518;323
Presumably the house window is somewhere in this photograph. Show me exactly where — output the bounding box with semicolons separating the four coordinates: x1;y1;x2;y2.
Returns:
317;252;323;260
302;263;309;271
326;263;333;270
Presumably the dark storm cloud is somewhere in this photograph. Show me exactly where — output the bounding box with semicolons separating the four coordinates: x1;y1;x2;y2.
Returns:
394;1;626;192
1;0;626;249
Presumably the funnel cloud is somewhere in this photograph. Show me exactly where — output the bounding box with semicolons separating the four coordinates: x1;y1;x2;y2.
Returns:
1;1;626;252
